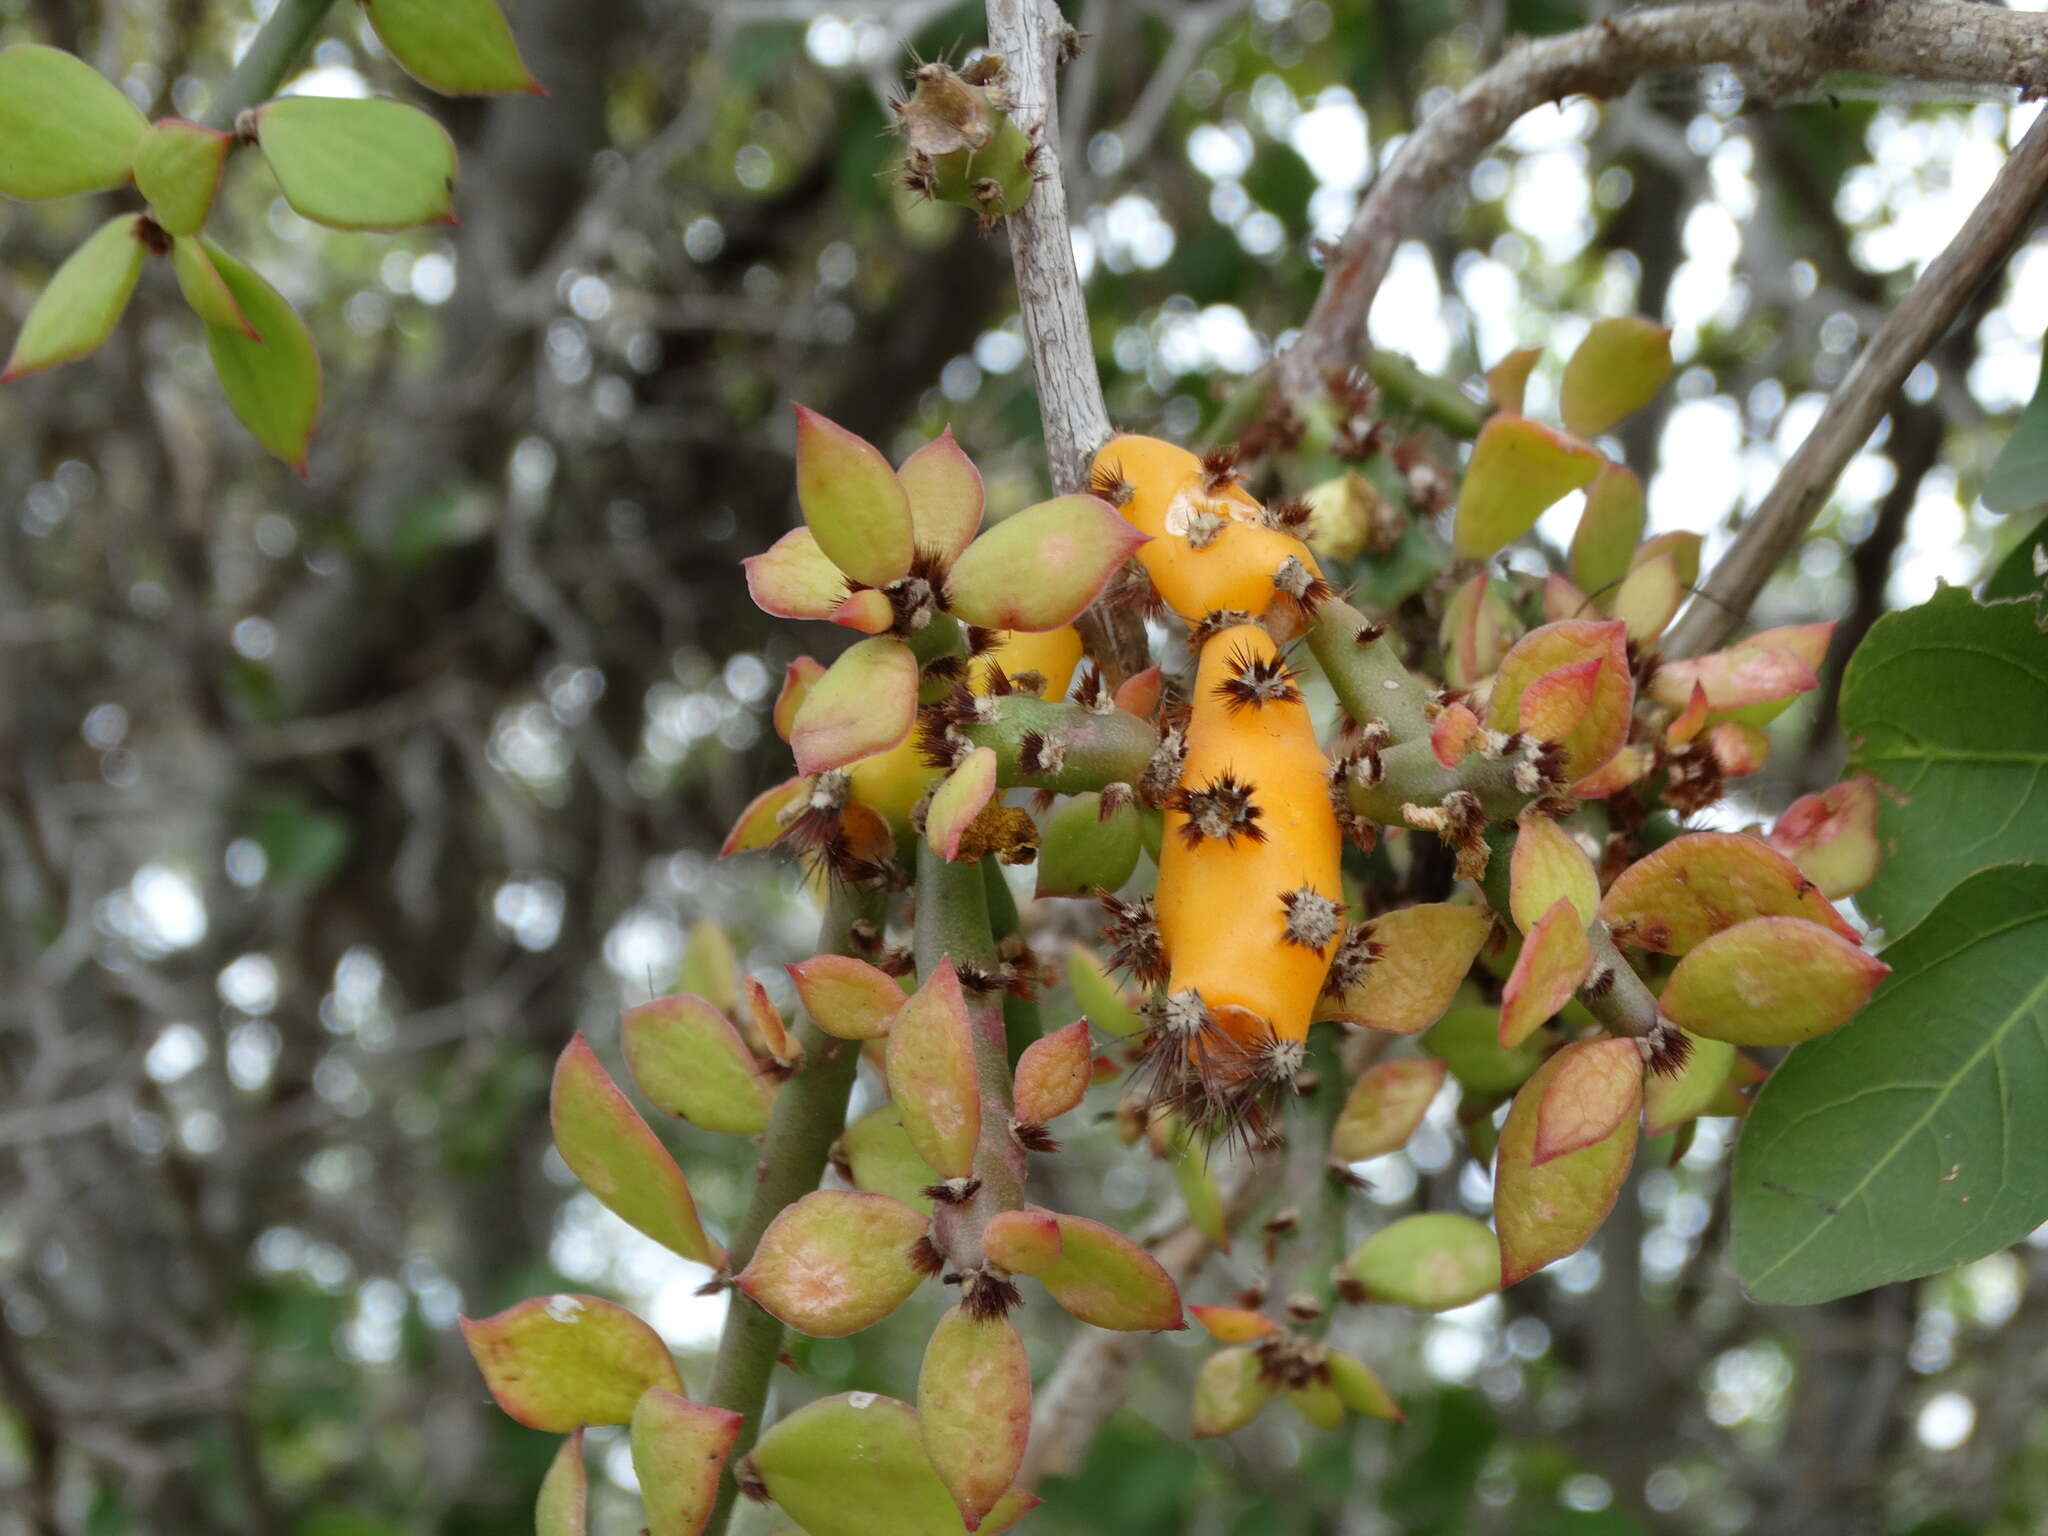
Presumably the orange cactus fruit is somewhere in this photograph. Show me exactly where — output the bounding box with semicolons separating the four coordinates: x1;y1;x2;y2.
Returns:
1089;434;1323;626
1152;623;1342;1129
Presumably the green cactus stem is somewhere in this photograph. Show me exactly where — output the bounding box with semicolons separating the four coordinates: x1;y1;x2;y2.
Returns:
1304;596;1435;744
701;883;885;1536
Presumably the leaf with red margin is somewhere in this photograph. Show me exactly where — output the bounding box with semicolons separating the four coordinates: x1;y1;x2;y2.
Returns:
947;495;1148;632
1315;904;1492;1034
1766;776;1881;898
742;976;798;1066
1599;831;1858;953
1509;814;1599;930
1495;1049;1639;1285
1329;1352;1402;1421
790;637;919;774
926;747;998;861
550;1036;722;1265
1666;680;1710;746
621;994;775;1136
1343;1212;1501;1310
734;1190;930;1337
745;1393;1039;1536
1331;1058;1447;1162
885;961;981;1179
793;404;915;586
982;1208;1062;1274
1430;701;1484;766
720;776;806;857
461;1294;681;1431
786;954;905;1040
1498;899;1592;1048
1532;1037;1643;1165
918;1308;1032;1531
1650;622;1833;721
898;428;985;567
1188;1305;1280;1342
1544;572;1592;622
1660;916;1889;1046
1451;414;1605;560
1487;619;1632;781
832;589;895;634
744;527;848;620
774;657;827;741
632;1387;743;1536
1439;573;1519;689
1013;1019;1092;1125
1706;719;1769;777
1034;1211;1185;1331
536;1430;588;1536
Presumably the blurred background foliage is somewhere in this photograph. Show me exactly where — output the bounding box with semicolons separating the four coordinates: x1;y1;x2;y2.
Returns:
2;0;2046;1533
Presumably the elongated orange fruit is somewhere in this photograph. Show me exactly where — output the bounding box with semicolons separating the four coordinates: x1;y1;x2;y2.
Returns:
1090;435;1321;626
1155;624;1342;1078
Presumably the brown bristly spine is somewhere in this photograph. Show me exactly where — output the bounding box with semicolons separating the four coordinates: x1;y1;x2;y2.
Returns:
1099;892;1168;987
1087;458;1134;507
1320;923;1384;997
1641;1018;1693;1078
961;1267;1022;1321
1215;644;1303;714
1278;886;1343;951
1187;608;1257;649
908;1234;946;1276
1272;554;1334;612
923;1177;983;1205
1169;771;1266;850
1263;495;1314;534
1010;1118;1060;1153
1199;444;1243;492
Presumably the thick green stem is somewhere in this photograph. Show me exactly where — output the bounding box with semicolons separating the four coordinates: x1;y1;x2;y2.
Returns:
702;884;882;1536
1476;824;1662;1042
1345;739;1536;827
1305;597;1434;744
1362;349;1491;440
981;859;1042;1064
208;0;338;128
957;695;1160;794
914;844;1026;1276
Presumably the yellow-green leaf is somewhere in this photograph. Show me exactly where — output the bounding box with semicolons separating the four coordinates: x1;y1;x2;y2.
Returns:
200;241;322;471
132;118;231;235
253;95;458;231
1315;904;1491;1034
918;1308;1031;1531
1495;1049;1638;1285
621;993;775;1135
2;214;145;380
536;1430;588;1536
1497;898;1592;1048
363;0;542;95
1559;316;1672;437
735;1190;929;1337
631;1387;742;1536
1342;1212;1500;1310
0;45;147;199
169;235;256;337
460;1293;681;1432
1660;916;1889;1046
1451;414;1604;560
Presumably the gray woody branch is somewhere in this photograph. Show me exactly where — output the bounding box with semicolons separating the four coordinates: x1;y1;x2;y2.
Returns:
1663;109;2048;657
1275;0;2048;402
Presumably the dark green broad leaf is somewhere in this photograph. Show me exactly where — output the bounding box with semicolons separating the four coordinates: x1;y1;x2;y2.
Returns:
132;119;233;236
1984;347;2048;514
1982;513;2047;603
363;0;542;96
2;214;147;381
1733;862;2048;1304
1840;586;2048;936
0;45;148;199
200;242;322;472
252;96;457;231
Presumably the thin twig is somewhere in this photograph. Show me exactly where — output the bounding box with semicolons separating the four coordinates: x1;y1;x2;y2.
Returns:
1664;111;2048;657
1275;0;2048;402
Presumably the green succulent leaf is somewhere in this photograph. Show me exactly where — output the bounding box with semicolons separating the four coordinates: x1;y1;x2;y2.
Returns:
170;236;258;338
253;95;458;231
460;1294;681;1432
199;241;322;471
0;45;148;200
362;0;542;95
2;214;146;381
132;119;232;236
535;1431;588;1536
1733;862;2048;1304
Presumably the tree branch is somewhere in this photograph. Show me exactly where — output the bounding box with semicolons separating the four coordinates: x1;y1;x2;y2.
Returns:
986;0;1150;680
1276;0;2048;402
1665;108;2048;657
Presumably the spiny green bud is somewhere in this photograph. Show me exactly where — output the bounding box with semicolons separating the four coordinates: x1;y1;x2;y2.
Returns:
892;59;1040;230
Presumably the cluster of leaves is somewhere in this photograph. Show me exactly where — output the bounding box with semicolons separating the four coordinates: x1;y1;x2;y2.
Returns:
0;0;536;469
458;286;2048;1532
